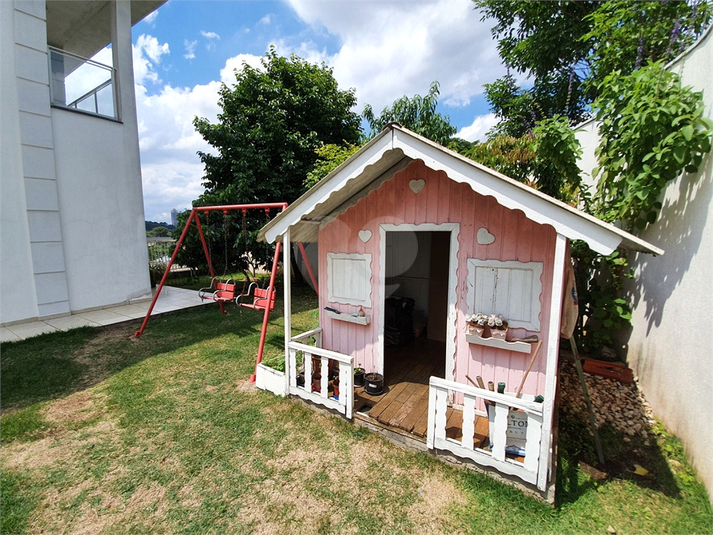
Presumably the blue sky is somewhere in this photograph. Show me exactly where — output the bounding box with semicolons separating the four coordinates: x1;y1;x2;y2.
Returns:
129;0;506;222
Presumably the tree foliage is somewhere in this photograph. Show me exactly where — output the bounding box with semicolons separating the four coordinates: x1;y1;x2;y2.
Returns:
474;0;710;137
184;48;362;276
147;226;171;237
304;143;361;190
461;116;582;202
194;47;361;205
593;61;713;230
474;0;712;352
362;81;457;145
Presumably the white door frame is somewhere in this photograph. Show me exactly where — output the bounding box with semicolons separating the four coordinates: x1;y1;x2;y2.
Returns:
377;223;460;381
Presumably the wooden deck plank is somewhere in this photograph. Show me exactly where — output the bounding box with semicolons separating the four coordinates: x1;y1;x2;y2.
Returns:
386;385;428;427
394;388;430;432
359;336;446;437
368;363;427;419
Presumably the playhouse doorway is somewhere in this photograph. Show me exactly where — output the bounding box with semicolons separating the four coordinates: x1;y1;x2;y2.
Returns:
355;230;451;435
384;230;450;351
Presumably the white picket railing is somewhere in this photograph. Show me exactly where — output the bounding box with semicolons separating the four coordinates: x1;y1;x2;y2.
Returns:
426;376;546;490
288;328;353;419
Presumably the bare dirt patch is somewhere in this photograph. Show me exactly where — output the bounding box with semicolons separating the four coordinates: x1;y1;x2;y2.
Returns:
42;390;107;426
2;418;118;472
408;473;469;534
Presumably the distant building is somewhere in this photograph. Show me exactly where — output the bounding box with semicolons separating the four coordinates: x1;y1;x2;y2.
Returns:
171;209;178;229
1;0;166;325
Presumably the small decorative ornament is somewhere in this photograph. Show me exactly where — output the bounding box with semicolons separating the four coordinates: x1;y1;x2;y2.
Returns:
477;227;495;245
358;229;372;243
409;179;426;194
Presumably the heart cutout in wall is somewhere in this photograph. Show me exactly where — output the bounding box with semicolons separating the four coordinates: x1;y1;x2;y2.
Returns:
409;179;426;194
477;227;495;245
358;229;372;243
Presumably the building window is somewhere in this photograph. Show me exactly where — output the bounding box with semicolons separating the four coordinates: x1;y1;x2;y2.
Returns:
48;46;117;120
466;258;543;331
327;253;372;307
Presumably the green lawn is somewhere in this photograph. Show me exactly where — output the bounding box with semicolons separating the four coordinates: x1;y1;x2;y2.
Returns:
1;285;711;534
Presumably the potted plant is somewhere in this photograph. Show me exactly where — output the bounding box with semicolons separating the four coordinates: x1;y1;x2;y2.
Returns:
466;312;488;336
488;314;508;340
332;376;340;400
364;372;384;395
354;364;365;387
311;371;322;393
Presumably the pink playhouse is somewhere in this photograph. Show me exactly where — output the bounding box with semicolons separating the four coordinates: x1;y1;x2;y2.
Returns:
256;124;661;499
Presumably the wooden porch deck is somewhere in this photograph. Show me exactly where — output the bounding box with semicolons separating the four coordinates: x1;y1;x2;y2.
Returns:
354;336;489;447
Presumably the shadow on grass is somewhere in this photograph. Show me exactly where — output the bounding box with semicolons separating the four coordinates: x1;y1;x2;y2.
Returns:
556;410;685;507
0;284;318;414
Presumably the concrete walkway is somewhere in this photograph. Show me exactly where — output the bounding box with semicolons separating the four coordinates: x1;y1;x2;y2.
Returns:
1;286;210;343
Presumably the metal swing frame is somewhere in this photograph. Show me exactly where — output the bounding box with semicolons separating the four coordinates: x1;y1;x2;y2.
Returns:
133;203;318;382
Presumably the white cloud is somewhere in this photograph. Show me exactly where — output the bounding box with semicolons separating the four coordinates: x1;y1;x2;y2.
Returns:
133;34;170;86
284;0;504;113
201;31;220;40
184;39;198;60
133;1;507;221
220;54;264;84
136;78;222;220
143;10;159;26
457;113;498;142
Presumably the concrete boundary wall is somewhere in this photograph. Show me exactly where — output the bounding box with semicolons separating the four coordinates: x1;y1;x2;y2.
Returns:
575;27;713;500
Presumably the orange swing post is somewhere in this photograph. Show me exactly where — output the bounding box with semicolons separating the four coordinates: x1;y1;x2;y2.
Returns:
133;202;288;338
251;239;281;383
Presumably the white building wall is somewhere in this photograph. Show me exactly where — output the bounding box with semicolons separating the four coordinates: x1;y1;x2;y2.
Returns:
53;1;150;311
576;28;713;498
1;0;151;325
1;0;40;324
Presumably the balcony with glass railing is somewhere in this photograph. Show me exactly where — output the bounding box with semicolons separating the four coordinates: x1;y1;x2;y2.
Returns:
48;46;118;120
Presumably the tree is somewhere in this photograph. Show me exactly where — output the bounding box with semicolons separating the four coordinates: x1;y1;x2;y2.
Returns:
187;48;362;276
473;0;712;352
194;47;361;205
474;0;710;137
304;143;361;190
147;226;171;237
362;81;457;145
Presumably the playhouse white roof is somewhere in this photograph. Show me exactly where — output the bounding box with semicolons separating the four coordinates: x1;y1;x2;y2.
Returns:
259;124;663;256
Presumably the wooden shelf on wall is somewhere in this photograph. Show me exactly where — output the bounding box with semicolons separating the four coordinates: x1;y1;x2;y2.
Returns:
327;310;371;325
465;333;532;354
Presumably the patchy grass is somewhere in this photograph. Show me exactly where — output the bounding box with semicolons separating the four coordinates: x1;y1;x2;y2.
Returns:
1;284;711;534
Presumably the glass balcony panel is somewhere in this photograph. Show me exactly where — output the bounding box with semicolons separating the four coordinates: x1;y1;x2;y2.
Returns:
48;47;117;120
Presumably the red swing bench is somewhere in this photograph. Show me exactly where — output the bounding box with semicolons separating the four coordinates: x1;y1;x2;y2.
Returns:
236;282;276;311
198;277;238;302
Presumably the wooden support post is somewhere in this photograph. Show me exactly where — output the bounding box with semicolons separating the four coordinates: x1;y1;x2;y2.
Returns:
569;336;605;465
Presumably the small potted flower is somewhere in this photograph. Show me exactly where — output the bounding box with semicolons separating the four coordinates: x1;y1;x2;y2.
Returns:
487;314;508;340
354;364;365;387
466;313;488;337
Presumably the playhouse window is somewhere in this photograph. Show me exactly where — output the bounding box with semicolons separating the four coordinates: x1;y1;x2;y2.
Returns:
467;259;543;331
327;253;372;307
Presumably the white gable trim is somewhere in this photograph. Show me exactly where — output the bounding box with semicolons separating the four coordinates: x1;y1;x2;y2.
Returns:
259;125;662;257
262;129;395;244
390;129;645;256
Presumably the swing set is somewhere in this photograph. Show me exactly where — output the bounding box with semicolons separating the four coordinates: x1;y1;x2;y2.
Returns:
132;203;317;382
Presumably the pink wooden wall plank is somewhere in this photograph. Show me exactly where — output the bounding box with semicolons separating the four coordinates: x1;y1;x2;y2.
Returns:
318;159;558;396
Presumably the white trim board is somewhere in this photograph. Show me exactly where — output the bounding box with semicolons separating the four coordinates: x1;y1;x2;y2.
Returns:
378;223;460;380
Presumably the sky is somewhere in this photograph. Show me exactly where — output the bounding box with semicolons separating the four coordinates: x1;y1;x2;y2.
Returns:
127;0;507;223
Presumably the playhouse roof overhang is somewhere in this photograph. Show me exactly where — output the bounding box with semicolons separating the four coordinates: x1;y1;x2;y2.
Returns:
259;124;663;257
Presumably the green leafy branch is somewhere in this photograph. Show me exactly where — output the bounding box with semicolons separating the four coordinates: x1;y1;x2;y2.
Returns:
593;61;713;230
